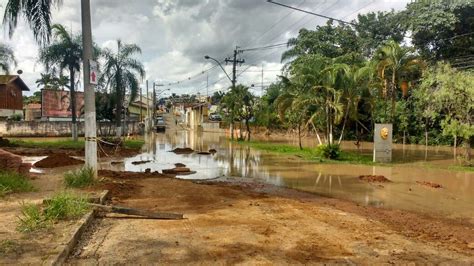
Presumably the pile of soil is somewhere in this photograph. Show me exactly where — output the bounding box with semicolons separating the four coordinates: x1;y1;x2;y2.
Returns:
0;148;31;174
162;167;196;175
33;153;83;168
358;175;391;183
170;148;194;154
209;149;217;154
96;181;143;199
416;181;443;188
98;170;174;179
174;163;186;167
131;160;151;165
197;151;211;155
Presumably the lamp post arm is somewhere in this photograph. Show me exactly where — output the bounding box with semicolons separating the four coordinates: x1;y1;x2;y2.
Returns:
208;57;232;84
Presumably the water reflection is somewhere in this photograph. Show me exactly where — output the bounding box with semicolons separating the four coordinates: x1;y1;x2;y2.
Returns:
102;131;473;222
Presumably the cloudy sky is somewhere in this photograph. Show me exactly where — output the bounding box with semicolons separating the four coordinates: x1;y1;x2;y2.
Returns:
1;0;409;97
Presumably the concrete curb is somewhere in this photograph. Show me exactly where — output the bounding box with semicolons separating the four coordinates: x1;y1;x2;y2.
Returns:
45;190;109;266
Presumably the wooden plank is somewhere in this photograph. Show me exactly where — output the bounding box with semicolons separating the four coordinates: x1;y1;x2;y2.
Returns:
90;203;184;220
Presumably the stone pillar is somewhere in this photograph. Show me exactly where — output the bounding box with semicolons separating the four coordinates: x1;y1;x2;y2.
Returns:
373;123;392;163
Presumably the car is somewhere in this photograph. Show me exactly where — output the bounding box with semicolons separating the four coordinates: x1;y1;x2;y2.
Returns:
155;118;166;132
209;113;222;121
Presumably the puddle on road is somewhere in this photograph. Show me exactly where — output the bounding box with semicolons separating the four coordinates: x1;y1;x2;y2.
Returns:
23;131;474;222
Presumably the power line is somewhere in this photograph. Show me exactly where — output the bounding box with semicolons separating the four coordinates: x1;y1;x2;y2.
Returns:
267;0;357;26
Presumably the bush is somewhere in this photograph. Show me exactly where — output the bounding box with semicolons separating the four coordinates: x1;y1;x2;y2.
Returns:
64;167;95;188
0;171;34;197
8;114;22;121
17;192;90;232
316;144;341;159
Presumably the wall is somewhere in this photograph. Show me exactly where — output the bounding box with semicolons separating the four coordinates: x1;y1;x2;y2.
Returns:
0;83;23;112
0;121;141;137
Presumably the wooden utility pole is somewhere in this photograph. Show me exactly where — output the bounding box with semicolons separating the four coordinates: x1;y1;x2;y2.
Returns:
225;47;245;140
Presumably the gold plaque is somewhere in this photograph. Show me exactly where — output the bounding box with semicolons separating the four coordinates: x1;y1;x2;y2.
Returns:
380;127;389;140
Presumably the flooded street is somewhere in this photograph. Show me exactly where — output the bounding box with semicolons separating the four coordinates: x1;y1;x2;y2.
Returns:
95;130;474;223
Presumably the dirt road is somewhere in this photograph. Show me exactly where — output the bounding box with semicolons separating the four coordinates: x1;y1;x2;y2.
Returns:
69;174;474;264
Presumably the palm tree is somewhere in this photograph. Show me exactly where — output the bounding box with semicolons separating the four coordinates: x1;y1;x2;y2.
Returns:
374;40;424;121
39;24;83;141
35;73;56;90
0;43;16;73
3;0;62;45
102;40;145;137
54;75;70;90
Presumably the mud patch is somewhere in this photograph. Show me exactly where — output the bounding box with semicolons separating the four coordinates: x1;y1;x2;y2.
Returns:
170;148;194;154
416;181;442;189
359;175;391;183
209;149;217;154
174;163;186;167
162;167;196;175
33;153;83;168
131;160;151;165
98;170;174;179
96;181;142;199
197;151;211;155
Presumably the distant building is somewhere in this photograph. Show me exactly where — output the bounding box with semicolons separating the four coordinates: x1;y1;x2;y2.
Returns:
185;103;209;130
125;94;152;122
23;103;42;121
0;75;30;119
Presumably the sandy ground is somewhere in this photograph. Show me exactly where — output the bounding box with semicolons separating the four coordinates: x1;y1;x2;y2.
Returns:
68;175;474;265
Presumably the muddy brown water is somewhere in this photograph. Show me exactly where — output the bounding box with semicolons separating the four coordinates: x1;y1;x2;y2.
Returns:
21;131;474;223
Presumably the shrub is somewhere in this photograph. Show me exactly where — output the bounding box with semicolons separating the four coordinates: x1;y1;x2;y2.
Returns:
17;192;90;232
8;114;22;121
64;167;95;188
0;171;34;197
316;144;341;159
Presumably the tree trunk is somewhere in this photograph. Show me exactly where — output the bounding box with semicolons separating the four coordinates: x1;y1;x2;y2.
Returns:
391;70;396;122
338;103;350;145
245;118;251;141
115;71;122;137
454;135;457;159
70;68;78;141
464;138;471;162
298;124;302;150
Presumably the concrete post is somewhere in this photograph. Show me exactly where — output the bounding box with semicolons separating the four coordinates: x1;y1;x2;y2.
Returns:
81;0;98;177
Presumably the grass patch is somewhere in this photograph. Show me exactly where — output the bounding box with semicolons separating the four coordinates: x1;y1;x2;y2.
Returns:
0;239;19;255
238;140;374;165
9;138;144;150
64;167;95;188
0;171;35;197
17;192;90;233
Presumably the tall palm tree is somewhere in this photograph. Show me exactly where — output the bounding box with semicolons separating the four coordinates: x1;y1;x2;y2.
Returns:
0;43;16;73
54;75;70;90
35;73;56;90
102;40;145;137
39;24;83;141
374;40;424;121
3;0;62;45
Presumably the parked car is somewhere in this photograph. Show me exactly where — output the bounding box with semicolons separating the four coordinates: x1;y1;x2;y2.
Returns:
155;118;166;132
209;113;222;121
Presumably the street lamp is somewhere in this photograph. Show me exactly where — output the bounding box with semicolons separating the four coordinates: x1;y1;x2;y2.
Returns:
204;55;232;84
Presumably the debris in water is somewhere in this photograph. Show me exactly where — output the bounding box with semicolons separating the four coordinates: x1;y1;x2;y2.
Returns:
131;160;152;165
209;149;217;154
111;161;122;165
358;175;391;183
170;148;194;154
145;168;151;173
98;170;174;179
174;163;186;167
197;151;211;155
34;153;83;168
416;181;442;189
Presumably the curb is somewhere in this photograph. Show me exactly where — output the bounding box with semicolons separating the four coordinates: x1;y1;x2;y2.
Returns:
45;190;109;266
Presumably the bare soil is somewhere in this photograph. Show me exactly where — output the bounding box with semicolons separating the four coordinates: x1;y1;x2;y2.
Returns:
416;180;443;188
359;175;392;183
69;173;474;264
33;153;84;168
3;146;139;158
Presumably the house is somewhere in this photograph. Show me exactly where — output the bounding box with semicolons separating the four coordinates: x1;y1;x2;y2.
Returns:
24;103;42;121
185;103;209;130
0;75;30;119
126;94;153;122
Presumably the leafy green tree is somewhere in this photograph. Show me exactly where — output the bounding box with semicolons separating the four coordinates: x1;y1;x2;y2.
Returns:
39;24;83;141
0;43;16;73
102;40;145;136
425;63;474;162
254;82;282;130
3;0;61;45
210;91;224;105
282;20;362;63
355;11;406;57
404;1;474;61
35;73;56;90
54;75;69;90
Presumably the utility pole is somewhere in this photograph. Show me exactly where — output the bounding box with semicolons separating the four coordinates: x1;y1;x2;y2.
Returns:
140;86;143;122
206;72;209;99
224;46;245;140
81;0;97;177
261;64;264;95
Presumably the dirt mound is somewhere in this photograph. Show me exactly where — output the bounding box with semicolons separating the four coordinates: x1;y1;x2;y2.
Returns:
209;149;217;154
33;153;83;168
359;175;391;183
98;170;174;179
0;148;31;174
131;160;151;165
162;167;196;175
174;163;186;167
97;181;142;199
197;151;211;155
416;181;442;188
170;147;194;154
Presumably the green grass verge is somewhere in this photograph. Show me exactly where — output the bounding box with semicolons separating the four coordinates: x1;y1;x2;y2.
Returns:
237;140;374;165
9;139;144;150
0;171;35;197
17;192;90;233
64;167;95;188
